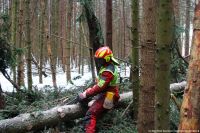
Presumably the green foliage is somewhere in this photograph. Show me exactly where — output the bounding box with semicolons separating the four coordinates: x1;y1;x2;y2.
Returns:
170;43;188;82
0;75;183;132
0;37;12;72
170;57;187;82
0;82;93;120
0;89;45;119
97;108;137;133
79;0;104;45
170;22;188;82
0;37;26;74
170;96;182;130
69;106;137;133
0;12;10;40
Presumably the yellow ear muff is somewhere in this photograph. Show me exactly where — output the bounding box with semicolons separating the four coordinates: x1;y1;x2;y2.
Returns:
104;55;111;62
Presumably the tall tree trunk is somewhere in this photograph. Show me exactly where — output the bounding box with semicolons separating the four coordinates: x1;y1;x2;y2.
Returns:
184;0;191;56
131;0;139;121
78;21;82;74
72;2;77;67
39;0;46;84
172;0;182;54
51;0;58;89
17;0;25;87
118;0;122;58
106;0;112;49
11;0;18;85
155;0;173;130
59;0;67;72
120;0;123;59
178;1;200;130
45;0;57;89
122;0;126;59
80;20;89;74
66;0;73;82
81;0;104;73
0;0;2;13
25;0;32;90
137;0;156;132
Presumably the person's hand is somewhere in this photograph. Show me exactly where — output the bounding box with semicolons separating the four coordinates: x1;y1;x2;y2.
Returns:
77;92;87;102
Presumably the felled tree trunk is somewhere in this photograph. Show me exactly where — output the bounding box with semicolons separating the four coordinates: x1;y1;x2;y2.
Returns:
0;92;132;133
0;104;85;133
0;82;186;133
170;81;186;92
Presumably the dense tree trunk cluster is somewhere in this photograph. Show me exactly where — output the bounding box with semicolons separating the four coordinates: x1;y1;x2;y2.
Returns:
138;0;156;131
0;0;198;132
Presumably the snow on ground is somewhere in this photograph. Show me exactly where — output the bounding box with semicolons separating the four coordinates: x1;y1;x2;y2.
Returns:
0;64;130;92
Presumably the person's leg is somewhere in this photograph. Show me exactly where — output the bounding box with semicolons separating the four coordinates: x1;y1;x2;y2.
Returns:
84;98;106;133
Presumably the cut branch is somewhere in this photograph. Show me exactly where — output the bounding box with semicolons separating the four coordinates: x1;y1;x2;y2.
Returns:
1;71;23;93
31;53;48;77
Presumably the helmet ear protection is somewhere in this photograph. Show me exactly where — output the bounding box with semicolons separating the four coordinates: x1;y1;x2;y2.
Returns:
104;54;112;62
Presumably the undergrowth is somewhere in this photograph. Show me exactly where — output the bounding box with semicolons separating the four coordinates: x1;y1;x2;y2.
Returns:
0;76;182;133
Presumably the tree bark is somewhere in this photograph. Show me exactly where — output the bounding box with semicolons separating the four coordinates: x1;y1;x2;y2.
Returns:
0;92;132;133
184;0;191;56
172;0;182;54
66;0;73;82
155;0;173;130
106;0;112;49
51;0;59;90
17;0;25;87
81;0;104;72
25;0;32;90
11;0;18;84
39;0;46;84
131;0;139;121
45;0;58;89
72;2;77;67
59;0;67;72
178;1;200;130
138;0;156;132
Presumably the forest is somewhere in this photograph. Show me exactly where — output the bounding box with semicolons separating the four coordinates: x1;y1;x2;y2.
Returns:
0;0;199;133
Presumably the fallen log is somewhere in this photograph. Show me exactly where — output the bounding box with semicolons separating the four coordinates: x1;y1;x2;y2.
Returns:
0;81;186;133
0;92;132;133
170;81;186;92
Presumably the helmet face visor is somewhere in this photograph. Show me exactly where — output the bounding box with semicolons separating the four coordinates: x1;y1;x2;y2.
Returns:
95;57;106;67
111;57;119;65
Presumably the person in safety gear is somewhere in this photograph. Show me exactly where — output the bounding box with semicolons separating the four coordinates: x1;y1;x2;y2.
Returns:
78;46;120;133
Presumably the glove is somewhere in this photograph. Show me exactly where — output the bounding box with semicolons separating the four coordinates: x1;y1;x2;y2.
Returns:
77;91;87;102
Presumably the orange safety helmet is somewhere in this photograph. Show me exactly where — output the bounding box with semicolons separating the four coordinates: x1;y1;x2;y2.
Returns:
95;46;119;64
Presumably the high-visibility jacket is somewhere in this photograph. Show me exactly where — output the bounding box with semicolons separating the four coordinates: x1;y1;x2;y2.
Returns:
84;63;120;100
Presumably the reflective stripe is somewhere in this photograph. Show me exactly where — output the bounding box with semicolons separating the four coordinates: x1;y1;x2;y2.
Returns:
97;79;106;87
